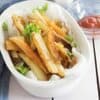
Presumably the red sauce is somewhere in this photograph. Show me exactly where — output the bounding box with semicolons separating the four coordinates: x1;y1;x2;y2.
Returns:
78;15;100;29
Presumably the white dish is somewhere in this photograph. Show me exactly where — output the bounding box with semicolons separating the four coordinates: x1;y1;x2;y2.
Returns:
54;0;74;7
0;0;91;97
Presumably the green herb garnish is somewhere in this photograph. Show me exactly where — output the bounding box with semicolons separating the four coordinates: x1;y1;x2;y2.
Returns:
33;3;48;14
67;50;74;59
65;35;73;43
72;42;77;48
2;22;8;31
24;23;41;37
65;34;77;47
16;63;29;75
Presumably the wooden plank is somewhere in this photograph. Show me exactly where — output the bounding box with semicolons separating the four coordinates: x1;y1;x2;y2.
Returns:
94;39;100;84
8;76;51;100
54;40;99;100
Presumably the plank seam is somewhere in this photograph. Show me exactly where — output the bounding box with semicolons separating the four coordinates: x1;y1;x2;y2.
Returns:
92;38;100;100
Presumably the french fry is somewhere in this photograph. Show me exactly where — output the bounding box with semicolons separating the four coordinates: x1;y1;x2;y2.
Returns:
32;33;58;74
56;64;65;77
30;39;36;50
12;15;25;34
31;11;47;24
5;40;20;51
55;42;71;62
46;31;61;63
46;33;65;77
32;12;67;37
9;36;48;74
55;42;72;68
55;42;67;56
43;15;67;37
19;53;48;80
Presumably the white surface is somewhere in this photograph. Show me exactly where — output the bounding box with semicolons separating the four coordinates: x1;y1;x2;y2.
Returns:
54;40;99;100
0;0;91;97
8;76;51;100
94;39;100;83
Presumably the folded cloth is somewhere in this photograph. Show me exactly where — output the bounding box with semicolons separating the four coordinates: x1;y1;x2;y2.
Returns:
0;1;24;100
0;53;11;100
0;0;24;13
0;53;4;75
0;64;11;100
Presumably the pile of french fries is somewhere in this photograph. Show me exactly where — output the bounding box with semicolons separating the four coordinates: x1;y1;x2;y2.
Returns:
5;8;77;81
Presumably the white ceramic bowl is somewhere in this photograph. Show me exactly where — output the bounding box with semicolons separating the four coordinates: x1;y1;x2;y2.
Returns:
54;0;74;7
0;0;91;97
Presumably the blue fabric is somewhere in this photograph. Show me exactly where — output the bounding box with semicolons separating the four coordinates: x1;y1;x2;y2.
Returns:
0;0;24;13
0;53;4;75
0;1;24;100
0;53;11;100
0;64;10;100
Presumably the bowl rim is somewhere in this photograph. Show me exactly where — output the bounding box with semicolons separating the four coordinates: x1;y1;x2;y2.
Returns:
0;0;91;88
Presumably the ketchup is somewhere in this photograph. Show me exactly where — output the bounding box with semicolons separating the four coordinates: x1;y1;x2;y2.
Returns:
78;15;100;28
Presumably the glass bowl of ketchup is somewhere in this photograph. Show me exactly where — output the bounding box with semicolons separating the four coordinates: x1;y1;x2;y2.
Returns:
68;0;100;38
78;15;100;38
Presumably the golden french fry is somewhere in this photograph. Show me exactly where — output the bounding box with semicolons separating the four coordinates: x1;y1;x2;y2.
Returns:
43;15;67;37
55;42;67;56
5;40;20;51
12;15;25;34
32;33;58;74
46;34;65;77
46;31;61;63
19;53;48;80
30;39;36;50
55;42;71;61
32;11;47;24
56;64;65;77
9;36;48;74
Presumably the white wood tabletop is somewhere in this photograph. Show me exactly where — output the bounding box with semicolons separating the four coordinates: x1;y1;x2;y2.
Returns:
8;40;100;100
94;39;100;83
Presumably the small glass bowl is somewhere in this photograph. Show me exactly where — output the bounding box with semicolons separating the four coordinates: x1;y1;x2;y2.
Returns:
68;0;100;38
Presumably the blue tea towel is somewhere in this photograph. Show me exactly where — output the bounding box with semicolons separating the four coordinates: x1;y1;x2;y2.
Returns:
0;53;11;100
0;1;24;100
0;0;24;13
